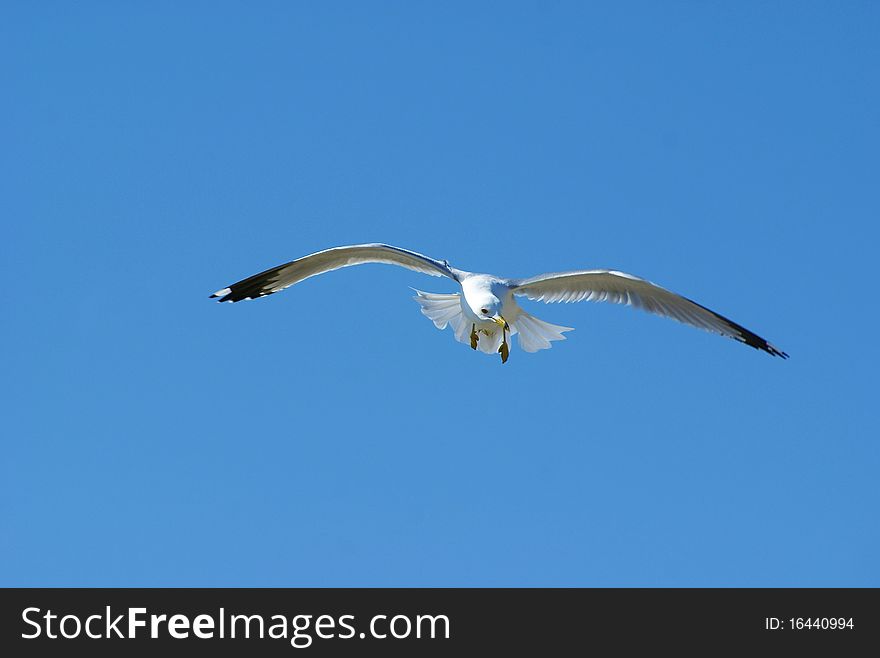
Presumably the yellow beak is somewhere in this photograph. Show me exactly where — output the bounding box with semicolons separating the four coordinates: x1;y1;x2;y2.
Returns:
493;315;508;330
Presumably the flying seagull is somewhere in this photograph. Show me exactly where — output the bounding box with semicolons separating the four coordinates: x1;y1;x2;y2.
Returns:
210;243;787;363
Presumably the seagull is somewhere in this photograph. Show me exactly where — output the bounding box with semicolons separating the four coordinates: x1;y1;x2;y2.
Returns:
210;243;787;363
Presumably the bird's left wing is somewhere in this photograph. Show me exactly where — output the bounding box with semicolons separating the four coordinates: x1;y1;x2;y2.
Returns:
211;243;457;303
509;269;787;357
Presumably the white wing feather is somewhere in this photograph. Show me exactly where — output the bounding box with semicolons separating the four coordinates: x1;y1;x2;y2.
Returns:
510;270;787;357
211;243;457;303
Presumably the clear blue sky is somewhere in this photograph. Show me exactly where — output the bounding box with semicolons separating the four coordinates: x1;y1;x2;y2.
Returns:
2;2;877;586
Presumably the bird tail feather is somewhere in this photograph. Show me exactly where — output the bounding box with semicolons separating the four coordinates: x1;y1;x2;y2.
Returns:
412;289;472;345
413;289;573;355
510;310;573;353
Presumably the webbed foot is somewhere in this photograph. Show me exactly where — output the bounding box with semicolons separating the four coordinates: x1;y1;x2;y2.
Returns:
498;326;510;363
470;324;478;350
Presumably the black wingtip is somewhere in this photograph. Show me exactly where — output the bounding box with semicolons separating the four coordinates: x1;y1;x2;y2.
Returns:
685;296;788;360
209;286;238;303
744;336;788;359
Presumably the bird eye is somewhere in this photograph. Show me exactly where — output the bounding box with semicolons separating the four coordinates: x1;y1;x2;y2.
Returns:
481;308;489;314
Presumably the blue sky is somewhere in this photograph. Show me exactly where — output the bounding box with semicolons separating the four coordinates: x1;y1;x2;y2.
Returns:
2;2;877;586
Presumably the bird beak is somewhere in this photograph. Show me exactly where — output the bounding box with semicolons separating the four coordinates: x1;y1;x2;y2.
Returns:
493;315;508;330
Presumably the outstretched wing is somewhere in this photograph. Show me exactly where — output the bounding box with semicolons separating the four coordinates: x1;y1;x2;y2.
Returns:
211;243;457;303
509;270;787;358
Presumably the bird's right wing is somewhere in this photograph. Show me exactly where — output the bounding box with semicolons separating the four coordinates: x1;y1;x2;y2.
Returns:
509;269;788;357
211;243;458;303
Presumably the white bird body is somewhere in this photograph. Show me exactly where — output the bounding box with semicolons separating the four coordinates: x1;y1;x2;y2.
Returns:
416;273;572;357
211;243;787;362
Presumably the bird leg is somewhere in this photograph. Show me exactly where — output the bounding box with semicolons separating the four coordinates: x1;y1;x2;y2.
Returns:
470;323;478;350
498;326;510;364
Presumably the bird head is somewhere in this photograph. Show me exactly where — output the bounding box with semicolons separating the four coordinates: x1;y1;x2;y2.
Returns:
472;297;508;330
